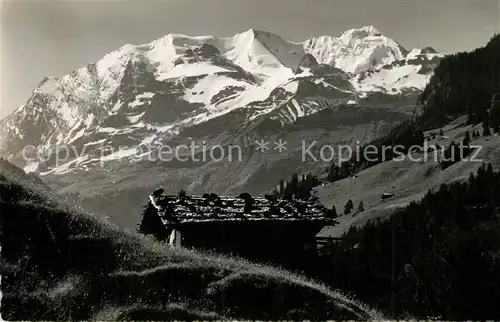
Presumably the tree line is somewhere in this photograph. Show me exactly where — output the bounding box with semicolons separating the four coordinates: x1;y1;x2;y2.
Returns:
271;173;322;200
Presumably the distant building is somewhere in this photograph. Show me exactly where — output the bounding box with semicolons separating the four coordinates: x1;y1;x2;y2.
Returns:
381;192;394;200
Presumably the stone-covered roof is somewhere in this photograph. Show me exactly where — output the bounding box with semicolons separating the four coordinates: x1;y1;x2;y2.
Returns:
148;190;337;224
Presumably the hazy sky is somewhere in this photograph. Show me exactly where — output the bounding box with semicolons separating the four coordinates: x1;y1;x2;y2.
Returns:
1;0;499;119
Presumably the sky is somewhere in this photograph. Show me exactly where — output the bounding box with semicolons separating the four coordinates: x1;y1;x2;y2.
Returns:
1;0;499;119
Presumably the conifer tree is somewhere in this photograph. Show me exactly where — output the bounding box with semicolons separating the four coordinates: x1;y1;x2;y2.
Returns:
279;179;285;195
344;199;354;215
331;204;337;217
483;119;492;136
326;205;337;218
487;163;494;177
463;130;471;146
490;103;500;133
358;201;365;212
289;173;299;194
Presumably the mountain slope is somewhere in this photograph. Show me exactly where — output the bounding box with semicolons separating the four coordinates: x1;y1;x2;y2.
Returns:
0;163;380;320
317;116;500;238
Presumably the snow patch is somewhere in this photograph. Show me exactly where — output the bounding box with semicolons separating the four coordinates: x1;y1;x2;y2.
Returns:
83;139;107;146
127;112;145;123
36;77;59;94
353;64;429;92
156;62;228;81
100;147;138;162
68;127;86;143
23;162;40;173
183;74;250;105
111;100;123;112
291;99;304;118
40;155;89;175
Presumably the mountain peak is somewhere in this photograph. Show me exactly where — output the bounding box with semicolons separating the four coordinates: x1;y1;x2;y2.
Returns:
297;53;319;70
359;25;382;36
303;25;410;74
421;46;437;54
240;28;256;36
237;28;273;40
236;28;284;42
341;25;384;40
36;76;59;94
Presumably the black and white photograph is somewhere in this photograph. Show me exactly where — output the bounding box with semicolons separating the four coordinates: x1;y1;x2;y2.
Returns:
1;0;500;320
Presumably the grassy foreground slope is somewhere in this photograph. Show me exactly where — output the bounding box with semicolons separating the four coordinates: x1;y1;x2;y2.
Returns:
0;160;380;321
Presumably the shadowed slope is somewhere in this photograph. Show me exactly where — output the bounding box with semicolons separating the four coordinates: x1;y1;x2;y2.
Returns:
0;162;381;320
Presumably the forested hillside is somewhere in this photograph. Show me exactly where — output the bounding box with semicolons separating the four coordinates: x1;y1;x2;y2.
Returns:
316;163;500;319
418;34;500;128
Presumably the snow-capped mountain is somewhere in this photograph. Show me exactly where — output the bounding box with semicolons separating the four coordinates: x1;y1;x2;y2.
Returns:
304;26;408;73
0;26;441;166
0;26;443;225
